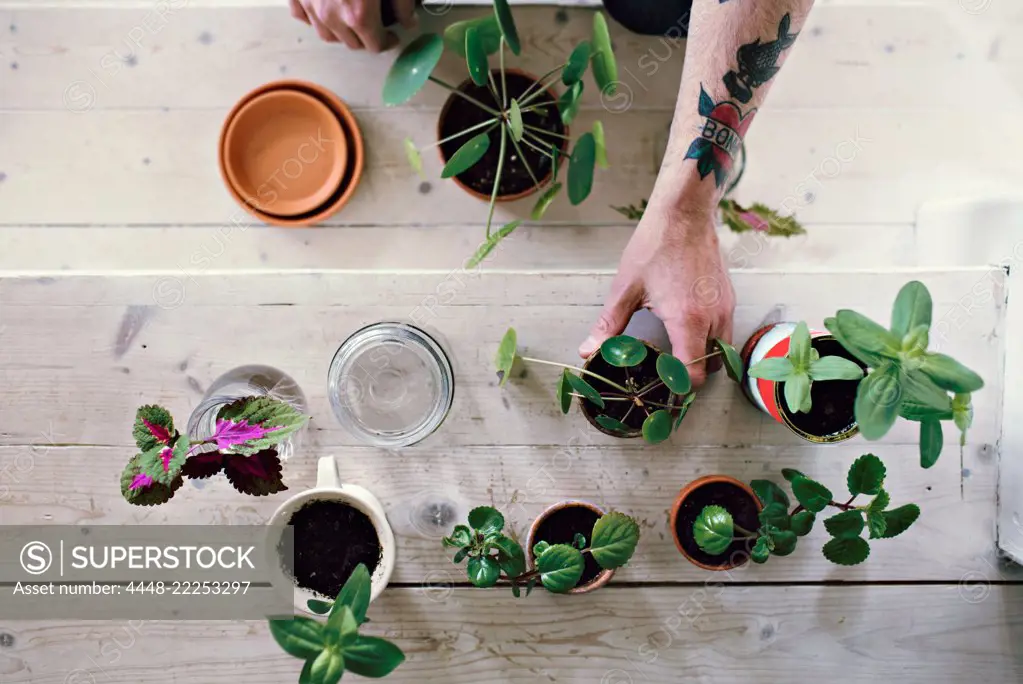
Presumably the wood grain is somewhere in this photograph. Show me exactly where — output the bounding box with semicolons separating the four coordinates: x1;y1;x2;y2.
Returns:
0;440;1010;583
0;270;1003;449
0;223;918;272
0;269;1007;583
2;586;1022;683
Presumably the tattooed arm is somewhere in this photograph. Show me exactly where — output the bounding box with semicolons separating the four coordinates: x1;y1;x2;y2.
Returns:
579;0;814;386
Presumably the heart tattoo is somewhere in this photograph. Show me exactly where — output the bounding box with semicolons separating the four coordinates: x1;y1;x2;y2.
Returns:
684;85;756;189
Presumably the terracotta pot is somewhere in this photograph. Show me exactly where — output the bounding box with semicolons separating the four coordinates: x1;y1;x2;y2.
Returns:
526;500;614;594
578;340;679;439
436;68;569;203
669;475;762;571
219;80;365;227
740;323;861;444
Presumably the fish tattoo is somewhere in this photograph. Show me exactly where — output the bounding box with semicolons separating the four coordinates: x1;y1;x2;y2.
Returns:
723;13;799;103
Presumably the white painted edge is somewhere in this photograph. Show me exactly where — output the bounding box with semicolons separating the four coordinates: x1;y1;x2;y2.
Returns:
916;195;1023;565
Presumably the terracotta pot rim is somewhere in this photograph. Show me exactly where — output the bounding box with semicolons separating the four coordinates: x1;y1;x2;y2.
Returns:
436;67;569;203
222;88;349;218
669;475;763;572
525;500;614;595
577;339;670;439
218;79;365;227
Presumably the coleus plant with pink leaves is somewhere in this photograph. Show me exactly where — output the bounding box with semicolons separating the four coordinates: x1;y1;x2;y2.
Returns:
119;397;308;506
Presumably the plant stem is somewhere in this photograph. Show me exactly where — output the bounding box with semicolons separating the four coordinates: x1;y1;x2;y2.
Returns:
428;76;502;116
421;118;500;150
636;381;667;399
828;495;858;512
504;569;540;583
484;124;508;239
518;63;567;103
517;103;553;114
734;523;756;537
522;123;572;140
486;70;502;107
792;495;858;516
517;356;632;393
507;129;542;188
569;393;631;402
641;401;676;410
499;37;508;109
621;403;636;425
519;72;566;108
685;350;723;367
519;135;556;160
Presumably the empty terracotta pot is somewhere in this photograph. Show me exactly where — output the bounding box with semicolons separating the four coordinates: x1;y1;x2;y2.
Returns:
219;80;365;227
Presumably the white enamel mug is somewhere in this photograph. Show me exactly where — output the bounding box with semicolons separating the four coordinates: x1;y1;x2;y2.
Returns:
268;456;395;615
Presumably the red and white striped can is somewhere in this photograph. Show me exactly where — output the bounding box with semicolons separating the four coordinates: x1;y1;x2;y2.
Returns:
739;322;859;443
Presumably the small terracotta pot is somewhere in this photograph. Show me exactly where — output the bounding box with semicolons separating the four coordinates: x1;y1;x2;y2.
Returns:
739;322;860;444
578;340;678;439
436;68;569;203
526;500;614;595
669;475;763;571
219;80;365;227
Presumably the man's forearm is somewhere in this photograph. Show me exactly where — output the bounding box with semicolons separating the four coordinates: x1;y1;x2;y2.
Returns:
649;0;815;220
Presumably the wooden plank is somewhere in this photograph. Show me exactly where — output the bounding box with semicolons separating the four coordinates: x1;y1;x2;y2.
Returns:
0;270;1003;449
0;440;1010;582
914;196;1023;565
3;586;1022;683
0;5;1010;111
0;223;918;272
1;106;1022;226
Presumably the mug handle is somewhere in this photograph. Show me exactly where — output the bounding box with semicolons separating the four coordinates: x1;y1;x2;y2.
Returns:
317;456;341;489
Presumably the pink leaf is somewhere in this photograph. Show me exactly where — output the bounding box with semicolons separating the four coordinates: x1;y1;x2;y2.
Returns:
143;418;173;445
212;419;280;450
739;210;769;232
159;446;175;472
129;473;154;491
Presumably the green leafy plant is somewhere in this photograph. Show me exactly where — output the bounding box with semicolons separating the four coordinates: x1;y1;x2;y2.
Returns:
119;397;308;506
494;328;743;443
693;454;919;566
444;506;640;594
269;564;404;683
748;321;864;414
824;280;983;467
383;0;617;267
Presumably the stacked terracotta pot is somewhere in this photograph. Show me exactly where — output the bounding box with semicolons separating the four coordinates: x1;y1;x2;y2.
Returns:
219;80;365;227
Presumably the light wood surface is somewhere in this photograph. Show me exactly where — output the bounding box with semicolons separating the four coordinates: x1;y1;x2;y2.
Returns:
0;1;1020;270
2;586;1022;684
1;0;1022;682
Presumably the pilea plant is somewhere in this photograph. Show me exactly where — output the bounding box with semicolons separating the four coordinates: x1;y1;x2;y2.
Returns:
748;321;864;414
694;454;920;566
443;506;640;594
269;564;405;683
383;0;617;266
494;327;743;443
824;280;983;468
119;397;308;506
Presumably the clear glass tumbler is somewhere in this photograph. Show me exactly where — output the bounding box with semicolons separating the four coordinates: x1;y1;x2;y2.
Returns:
327;322;454;448
187;364;308;461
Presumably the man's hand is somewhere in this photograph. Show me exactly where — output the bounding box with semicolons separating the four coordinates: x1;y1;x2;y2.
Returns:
289;0;417;52
579;204;735;388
